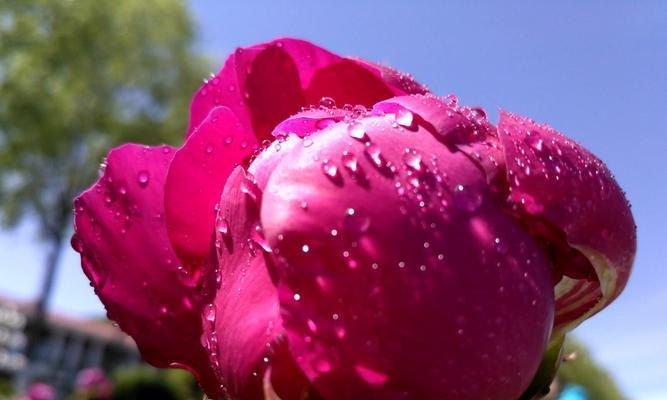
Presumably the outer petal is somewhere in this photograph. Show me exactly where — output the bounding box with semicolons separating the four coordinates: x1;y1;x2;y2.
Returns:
199;167;282;399
259;109;555;399
72;144;221;398
497;111;636;336
187;38;427;142
164;107;255;269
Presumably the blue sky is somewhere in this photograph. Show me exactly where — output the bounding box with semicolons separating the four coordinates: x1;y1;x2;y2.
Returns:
1;1;665;398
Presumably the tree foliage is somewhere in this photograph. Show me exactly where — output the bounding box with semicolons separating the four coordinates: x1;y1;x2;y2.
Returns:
557;338;626;400
0;0;206;239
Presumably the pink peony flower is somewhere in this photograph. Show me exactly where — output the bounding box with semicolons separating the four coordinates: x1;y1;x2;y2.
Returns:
72;38;635;400
14;383;56;400
74;368;113;399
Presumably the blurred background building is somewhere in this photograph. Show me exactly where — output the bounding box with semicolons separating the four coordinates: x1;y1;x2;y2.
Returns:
0;296;138;396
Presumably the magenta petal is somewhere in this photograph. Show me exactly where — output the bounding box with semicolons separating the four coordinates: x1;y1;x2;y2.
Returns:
72;144;222;398
353;59;429;96
272;108;352;139
497;110;636;335
187;38;427;142
200;167;282;399
165;107;255;269
373;95;506;188
260;110;554;399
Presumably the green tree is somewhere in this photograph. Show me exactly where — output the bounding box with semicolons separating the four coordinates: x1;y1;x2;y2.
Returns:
109;366;201;400
0;0;207;313
557;338;626;400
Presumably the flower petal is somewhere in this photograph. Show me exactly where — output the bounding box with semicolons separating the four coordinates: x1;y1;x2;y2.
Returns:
72;144;221;398
199;167;282;399
373;95;506;188
497;110;636;335
260;109;554;399
164;107;255;269
187;38;427;142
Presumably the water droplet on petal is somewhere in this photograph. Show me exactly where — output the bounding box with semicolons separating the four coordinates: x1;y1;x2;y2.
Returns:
395;108;414;127
301;244;310;253
137;170;150;187
364;143;386;169
240;176;260;202
215;217;229;236
322;160;340;181
341;151;359;174
319;96;336;108
525;131;544;151
347;121;368;141
402;148;423;171
205;144;215;154
251;225;272;253
205;303;216;323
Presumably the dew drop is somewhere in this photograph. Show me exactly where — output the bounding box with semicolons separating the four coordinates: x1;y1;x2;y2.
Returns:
395;108;414;127
240;177;259;202
341;151;359;174
205;143;215;154
402;148;423;171
322;160;340;181
137;170;150;187
525;131;544;151
293;293;301;301
215;217;229;236
364;143;385;169
319;96;336;108
301;244;310;253
205;303;216;323
347;121;368;141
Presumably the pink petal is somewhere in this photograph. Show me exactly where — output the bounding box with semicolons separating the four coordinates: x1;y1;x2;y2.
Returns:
354;59;429;96
72;144;222;398
497;110;636;335
259;109;554;399
164;107;255;269
272;108;353;139
199;167;282;399
373;95;506;187
187;38;427;142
